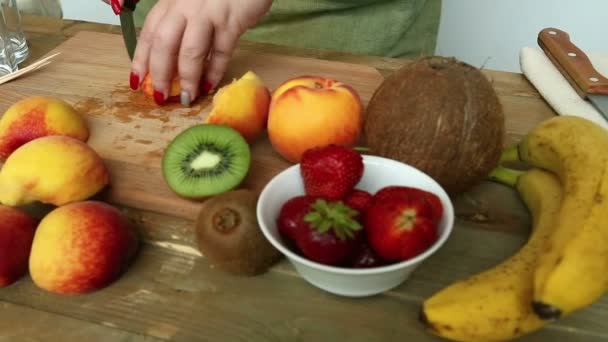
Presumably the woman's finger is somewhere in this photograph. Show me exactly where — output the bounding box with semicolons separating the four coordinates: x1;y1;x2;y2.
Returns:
203;24;240;93
177;18;213;107
109;0;125;15
129;0;169;91
147;8;187;105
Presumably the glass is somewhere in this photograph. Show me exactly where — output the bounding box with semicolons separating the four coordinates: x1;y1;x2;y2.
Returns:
0;5;18;76
0;0;27;64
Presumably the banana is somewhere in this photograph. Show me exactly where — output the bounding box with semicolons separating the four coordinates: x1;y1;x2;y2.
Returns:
505;115;608;320
420;167;563;342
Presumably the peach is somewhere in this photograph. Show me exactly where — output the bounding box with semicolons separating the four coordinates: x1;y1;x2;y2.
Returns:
141;73;181;103
0;96;89;160
267;76;364;163
29;201;139;294
205;71;271;143
0;205;37;287
0;135;110;207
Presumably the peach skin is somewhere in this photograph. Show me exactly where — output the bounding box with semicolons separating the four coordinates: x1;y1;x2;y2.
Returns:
205;71;271;143
0;135;110;207
0;205;37;287
267;76;363;163
28;201;139;295
0;96;89;160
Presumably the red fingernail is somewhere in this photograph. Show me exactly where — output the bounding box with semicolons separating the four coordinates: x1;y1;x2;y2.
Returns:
153;90;165;105
111;0;122;15
129;71;139;90
202;80;213;95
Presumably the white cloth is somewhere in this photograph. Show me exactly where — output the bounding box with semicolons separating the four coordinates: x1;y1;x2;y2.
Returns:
519;47;608;129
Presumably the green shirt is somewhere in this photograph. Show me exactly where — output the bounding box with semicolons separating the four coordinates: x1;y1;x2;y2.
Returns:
133;0;441;59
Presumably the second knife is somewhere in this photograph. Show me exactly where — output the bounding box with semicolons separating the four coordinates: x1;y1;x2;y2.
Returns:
538;27;608;120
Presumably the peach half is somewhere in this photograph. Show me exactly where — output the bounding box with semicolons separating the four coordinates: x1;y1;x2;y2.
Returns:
0;135;110;207
0;96;89;160
29;201;139;295
205;71;271;143
267;76;364;163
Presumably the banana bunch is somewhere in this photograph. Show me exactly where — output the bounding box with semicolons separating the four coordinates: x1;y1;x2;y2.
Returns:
420;115;608;341
420;167;561;341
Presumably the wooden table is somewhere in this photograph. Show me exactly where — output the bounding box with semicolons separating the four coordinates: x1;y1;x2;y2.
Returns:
1;15;606;342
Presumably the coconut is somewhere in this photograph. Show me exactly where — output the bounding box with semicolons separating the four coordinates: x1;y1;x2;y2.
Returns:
363;56;505;194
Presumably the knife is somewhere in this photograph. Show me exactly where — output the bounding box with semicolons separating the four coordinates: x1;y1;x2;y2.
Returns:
117;0;139;60
538;27;608;121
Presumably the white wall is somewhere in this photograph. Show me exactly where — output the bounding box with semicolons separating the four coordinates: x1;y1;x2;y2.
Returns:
435;0;608;72
60;0;119;25
59;0;608;73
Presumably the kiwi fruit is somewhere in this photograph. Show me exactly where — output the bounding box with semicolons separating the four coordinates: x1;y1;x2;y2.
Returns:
162;124;251;198
195;189;283;276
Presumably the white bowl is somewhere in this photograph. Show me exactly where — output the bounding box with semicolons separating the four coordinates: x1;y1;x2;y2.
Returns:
256;155;454;297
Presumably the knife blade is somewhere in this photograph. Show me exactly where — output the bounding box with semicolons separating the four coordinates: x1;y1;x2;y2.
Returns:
538;27;608;121
119;0;138;60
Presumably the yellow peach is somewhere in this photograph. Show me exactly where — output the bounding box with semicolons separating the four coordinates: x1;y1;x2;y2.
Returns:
0;96;89;160
0;135;109;207
0;205;37;287
29;201;139;295
141;73;181;103
267;76;363;163
205;71;271;143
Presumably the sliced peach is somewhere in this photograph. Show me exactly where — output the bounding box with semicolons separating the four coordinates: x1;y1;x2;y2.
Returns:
205;71;271;143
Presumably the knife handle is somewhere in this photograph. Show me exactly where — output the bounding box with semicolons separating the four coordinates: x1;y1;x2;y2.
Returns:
538;27;608;97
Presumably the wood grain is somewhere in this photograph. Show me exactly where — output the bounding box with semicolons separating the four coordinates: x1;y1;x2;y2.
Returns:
0;301;161;341
0;31;384;220
0;232;606;341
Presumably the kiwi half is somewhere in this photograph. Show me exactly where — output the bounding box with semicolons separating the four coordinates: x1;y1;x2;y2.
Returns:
162;124;251;198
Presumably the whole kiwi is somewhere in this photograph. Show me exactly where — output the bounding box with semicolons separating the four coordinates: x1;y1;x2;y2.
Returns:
363;56;505;194
195;189;283;276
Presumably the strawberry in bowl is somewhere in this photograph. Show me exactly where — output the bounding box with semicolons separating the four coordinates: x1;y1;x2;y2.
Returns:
256;145;454;297
278;197;363;266
366;191;439;262
300;144;364;200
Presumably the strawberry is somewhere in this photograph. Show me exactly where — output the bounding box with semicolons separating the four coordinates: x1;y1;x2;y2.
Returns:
349;240;387;268
295;199;363;266
277;195;320;242
365;196;438;262
300;145;364;200
373;186;443;221
344;189;373;213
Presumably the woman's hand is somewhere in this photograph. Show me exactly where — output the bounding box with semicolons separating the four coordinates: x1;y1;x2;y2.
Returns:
124;0;272;106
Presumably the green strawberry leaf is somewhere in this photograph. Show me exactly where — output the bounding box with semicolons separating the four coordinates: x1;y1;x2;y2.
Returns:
306;199;362;241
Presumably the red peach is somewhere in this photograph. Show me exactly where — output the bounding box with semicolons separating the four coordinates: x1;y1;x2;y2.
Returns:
28;201;139;295
0;96;89;160
0;205;37;287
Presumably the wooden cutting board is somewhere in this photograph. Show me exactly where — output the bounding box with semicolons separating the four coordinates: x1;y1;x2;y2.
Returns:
0;31;385;220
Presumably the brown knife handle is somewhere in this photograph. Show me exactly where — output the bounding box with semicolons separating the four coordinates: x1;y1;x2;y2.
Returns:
538;27;608;96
